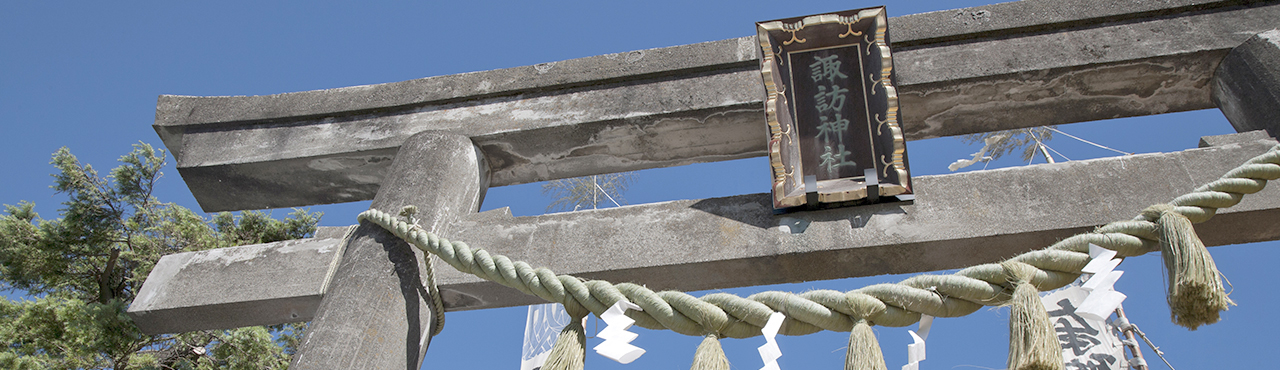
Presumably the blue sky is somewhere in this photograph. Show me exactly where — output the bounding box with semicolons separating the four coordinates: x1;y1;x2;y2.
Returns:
2;1;1277;369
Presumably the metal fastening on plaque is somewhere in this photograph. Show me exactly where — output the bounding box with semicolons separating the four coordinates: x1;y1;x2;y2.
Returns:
757;6;912;210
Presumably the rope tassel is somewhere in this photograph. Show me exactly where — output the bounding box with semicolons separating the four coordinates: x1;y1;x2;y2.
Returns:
1143;204;1234;330
845;293;887;370
542;303;588;370
691;333;730;370
1003;262;1063;370
845;319;886;370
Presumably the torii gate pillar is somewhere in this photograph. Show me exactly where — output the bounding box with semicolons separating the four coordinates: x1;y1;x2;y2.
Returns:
291;131;488;370
1213;29;1280;138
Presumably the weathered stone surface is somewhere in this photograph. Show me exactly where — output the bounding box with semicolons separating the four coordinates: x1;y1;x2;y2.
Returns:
1213;29;1280;137
439;135;1280;310
126;236;346;335
127;134;1280;329
291;132;486;370
311;225;352;239
157;0;1280;212
1199;129;1273;147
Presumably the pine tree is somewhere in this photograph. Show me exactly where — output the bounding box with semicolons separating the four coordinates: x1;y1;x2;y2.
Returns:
541;173;635;212
949;127;1057;171
0;143;319;369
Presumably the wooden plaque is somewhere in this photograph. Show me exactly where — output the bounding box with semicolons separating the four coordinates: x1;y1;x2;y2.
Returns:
757;6;911;209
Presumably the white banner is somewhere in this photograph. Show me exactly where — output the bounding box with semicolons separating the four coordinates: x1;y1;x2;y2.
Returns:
1041;287;1128;370
521;303;572;370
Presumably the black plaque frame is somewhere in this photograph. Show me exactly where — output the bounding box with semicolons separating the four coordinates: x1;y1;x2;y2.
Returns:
757;6;911;209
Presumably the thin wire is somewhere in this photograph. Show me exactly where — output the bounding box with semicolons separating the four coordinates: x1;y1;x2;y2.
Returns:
1046;126;1133;155
1027;129;1038;165
1131;322;1175;369
595;181;622;207
1027;129;1058;163
1043;143;1072;161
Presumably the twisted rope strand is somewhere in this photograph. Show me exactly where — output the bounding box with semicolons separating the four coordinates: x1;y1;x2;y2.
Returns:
361;143;1280;338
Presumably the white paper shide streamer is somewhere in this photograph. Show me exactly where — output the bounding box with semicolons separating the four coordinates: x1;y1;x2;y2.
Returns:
758;312;786;370
1038;243;1132;369
902;315;933;370
1078;244;1128;321
593;300;646;364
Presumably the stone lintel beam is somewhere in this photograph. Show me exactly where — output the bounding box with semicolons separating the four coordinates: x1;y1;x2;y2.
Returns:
126;135;1280;331
440;135;1280;311
126;226;350;335
158;0;1280;212
1213;29;1280;137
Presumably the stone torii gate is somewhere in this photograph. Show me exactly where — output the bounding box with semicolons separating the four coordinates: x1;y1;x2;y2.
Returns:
127;0;1280;368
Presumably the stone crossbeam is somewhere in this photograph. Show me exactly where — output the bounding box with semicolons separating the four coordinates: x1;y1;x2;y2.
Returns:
155;0;1280;212
438;134;1280;310
1213;29;1280;136
128;133;1280;333
127;227;350;335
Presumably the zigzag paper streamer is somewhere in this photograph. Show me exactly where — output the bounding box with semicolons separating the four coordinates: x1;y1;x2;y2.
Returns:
902;315;933;370
758;312;785;370
1077;244;1127;321
593;300;646;364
